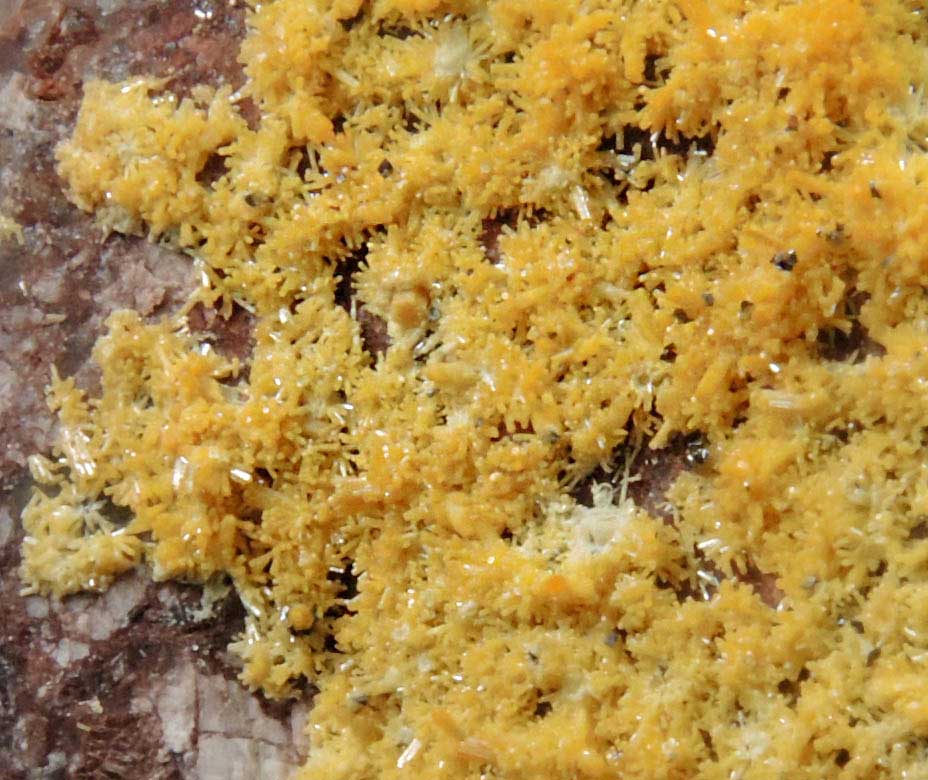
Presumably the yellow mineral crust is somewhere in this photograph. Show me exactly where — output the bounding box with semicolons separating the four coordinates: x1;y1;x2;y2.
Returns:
20;0;928;777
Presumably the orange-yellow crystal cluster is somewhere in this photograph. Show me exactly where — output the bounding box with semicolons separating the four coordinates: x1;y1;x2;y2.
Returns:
20;0;928;777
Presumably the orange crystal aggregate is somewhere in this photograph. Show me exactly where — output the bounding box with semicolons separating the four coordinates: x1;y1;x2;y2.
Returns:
20;1;928;778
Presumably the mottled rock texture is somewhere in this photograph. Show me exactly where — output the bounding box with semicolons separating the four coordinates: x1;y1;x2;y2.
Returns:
0;2;307;777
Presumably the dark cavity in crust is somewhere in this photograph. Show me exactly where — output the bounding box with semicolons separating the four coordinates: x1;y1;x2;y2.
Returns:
187;301;256;365
816;291;886;363
570;431;783;609
334;248;391;360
